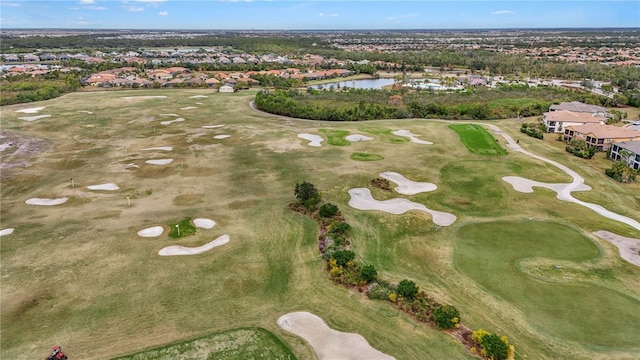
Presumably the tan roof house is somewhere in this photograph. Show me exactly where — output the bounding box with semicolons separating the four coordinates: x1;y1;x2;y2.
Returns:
543;110;606;133
550;101;609;117
564;124;640;151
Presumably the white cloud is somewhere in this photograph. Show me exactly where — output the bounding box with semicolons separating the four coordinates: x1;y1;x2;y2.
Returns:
158;11;168;16
1;2;21;7
220;0;254;2
319;13;338;17
84;6;107;10
69;6;80;10
79;0;95;4
125;6;144;11
491;10;515;15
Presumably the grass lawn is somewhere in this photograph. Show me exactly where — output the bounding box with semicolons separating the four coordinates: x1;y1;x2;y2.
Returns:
350;152;384;161
449;124;508;155
113;327;296;360
167;217;197;238
358;126;409;144
319;128;350;146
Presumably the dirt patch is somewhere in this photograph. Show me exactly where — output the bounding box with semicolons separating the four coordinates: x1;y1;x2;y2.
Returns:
0;131;50;177
180;166;218;177
593;230;640;267
228;199;260;210
173;194;206;206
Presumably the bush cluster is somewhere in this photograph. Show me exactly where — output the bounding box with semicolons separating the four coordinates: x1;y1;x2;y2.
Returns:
472;329;514;360
520;123;544;139
564;139;595;159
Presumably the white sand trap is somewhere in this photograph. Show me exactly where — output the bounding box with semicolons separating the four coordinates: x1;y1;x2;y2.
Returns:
189;95;208;98
348;188;456;226
278;312;396;360
160;118;185;125
124;163;139;169
19;114;51;122
123;96;167;100
138;226;164;238
87;183;120;191
180;106;197;110
379;172;437;195
0;228;15;237
346;134;374;142
593;231;640;267
159;234;230;256
78;110;94;114
141;146;173;151
393;130;433;144
193;218;216;229
145;159;174;165
298;133;323;147
214;135;231;139
160;113;179;117
202;125;225;129
196;102;204;105
16;106;45;114
25;197;69;206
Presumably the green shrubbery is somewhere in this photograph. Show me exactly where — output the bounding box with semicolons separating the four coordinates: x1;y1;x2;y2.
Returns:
564;139;596;159
433;304;461;329
520;122;544;139
472;329;514;360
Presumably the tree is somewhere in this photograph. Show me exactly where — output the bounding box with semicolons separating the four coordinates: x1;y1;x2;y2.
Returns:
294;181;319;207
360;264;377;283
319;203;339;218
332;250;355;267
433;304;460;329
397;279;418;299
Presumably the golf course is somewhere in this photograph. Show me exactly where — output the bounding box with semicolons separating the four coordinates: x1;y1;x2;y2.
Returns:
1;88;639;359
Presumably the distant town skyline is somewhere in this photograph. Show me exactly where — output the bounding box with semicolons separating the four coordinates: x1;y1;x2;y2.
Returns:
1;0;639;30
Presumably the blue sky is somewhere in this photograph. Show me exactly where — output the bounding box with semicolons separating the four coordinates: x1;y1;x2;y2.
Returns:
1;1;638;30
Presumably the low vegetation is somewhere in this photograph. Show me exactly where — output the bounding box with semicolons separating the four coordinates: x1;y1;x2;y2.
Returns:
520;122;544;139
167;217;197;238
350;152;384;161
449;124;507;155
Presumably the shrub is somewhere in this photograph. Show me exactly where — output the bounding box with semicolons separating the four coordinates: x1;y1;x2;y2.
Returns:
332;250;355;267
368;283;392;300
360;264;377;283
319;203;339;218
294;181;319;206
370;177;392;191
397;279;419;299
329;222;350;235
472;329;510;360
433;304;460;329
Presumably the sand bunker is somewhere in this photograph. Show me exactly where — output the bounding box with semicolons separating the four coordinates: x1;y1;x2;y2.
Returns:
189;95;208;98
193;218;216;229
379;172;437;195
78;110;94;114
202;125;225;129
159;234;230;256
214;135;231;139
137;226;164;238
124;163;139;169
87;183;120;191
145;159;174;165
180;106;197;110
15;107;45;114
348;188;456;226
160;113;179;117
196;102;204;105
19;114;51;122
593;231;640;267
25;197;69;206
123;96;167;100
160;118;185;125
278;312;396;360
346;134;374;142
298;133;323;147
393;130;433;144
141;146;173;151
0;228;15;237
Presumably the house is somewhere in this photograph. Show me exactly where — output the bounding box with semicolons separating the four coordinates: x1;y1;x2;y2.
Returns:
467;75;487;86
149;70;172;80
164;78;184;87
610;141;640;170
23;54;40;62
543;110;606;133
205;78;220;87
550;101;609;118
219;85;234;93
3;54;19;62
563;124;640;151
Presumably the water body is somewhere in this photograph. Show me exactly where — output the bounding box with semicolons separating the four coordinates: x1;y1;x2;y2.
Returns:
310;78;395;90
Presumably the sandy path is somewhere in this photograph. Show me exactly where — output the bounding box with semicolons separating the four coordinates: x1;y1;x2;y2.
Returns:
298;133;323;147
593;231;640;267
193;218;216;229
346;134;374;142
145;159;174;165
348;188;456;226
379;171;437;195
15;107;45;113
141;146;173;151
25;197;68;206
137;226;164;237
393;130;433;144
87;183;120;191
278;312;396;360
0;228;15;237
159;234;229;256
485;124;640;231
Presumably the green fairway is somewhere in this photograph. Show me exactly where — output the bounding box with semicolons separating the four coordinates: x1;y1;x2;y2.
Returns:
167;217;197;238
350;152;384;161
449;124;508;155
319;128;350;146
113;327;296;360
358;126;409;144
454;220;640;347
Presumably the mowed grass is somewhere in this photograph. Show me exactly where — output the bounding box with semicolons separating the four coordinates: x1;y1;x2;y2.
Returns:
167;217;196;238
449;124;508;155
319;128;350;146
113;327;296;360
454;220;640;348
1;89;639;360
350;152;384;161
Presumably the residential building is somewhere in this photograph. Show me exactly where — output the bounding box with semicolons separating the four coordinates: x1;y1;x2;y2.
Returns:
543;110;606;133
550;101;609;117
563;124;640;151
219;85;234;93
610;141;640;170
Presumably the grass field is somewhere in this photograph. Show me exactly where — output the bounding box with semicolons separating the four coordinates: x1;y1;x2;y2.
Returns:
449;123;508;155
350;152;385;161
1;89;639;360
318;128;350;146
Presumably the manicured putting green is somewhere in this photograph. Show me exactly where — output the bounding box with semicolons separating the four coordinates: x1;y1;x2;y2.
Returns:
351;152;384;161
454;220;640;347
113;327;297;360
167;217;197;238
449;124;507;155
319;128;350;146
